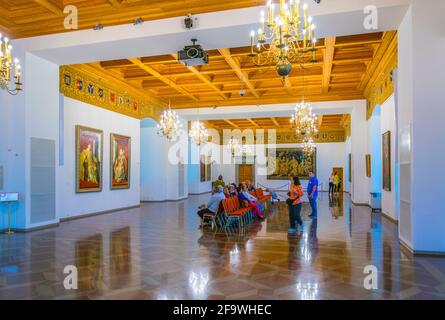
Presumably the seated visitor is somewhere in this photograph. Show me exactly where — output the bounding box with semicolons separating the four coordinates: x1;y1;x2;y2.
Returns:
238;183;264;219
245;180;256;192
213;175;225;189
229;183;238;196
223;186;230;198
197;186;226;220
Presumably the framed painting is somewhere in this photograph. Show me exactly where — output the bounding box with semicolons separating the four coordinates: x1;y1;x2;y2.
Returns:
348;153;352;182
110;133;131;190
200;155;206;182
382;131;391;191
76;125;103;193
200;155;211;182
266;148;316;180
366;154;371;177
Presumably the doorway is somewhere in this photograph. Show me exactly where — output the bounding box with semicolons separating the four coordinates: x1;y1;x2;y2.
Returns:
238;164;254;184
332;167;344;192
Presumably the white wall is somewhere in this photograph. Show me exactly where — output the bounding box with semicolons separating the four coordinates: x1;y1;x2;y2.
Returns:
60;97;140;219
350;101;369;204
397;5;413;247
140;118;188;201
380;95;397;220
409;0;445;253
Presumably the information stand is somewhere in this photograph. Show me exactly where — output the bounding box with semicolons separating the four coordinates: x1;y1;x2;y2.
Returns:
0;192;19;235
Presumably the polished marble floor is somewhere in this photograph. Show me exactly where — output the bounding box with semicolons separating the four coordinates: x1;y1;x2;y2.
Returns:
1;193;445;300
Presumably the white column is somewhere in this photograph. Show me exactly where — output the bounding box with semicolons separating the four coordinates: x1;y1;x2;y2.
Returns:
398;0;445;253
350;100;369;204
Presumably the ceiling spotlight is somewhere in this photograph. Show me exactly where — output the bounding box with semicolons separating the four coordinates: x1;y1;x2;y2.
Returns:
134;17;143;25
93;24;104;30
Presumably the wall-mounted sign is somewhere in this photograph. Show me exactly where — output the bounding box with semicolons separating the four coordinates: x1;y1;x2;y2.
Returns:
0;192;19;202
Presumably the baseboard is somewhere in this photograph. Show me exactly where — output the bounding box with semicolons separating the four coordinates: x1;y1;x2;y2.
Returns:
141;196;189;203
399;238;445;257
188;191;212;195
60;204;141;222
1;222;61;233
351;201;370;207
381;211;399;224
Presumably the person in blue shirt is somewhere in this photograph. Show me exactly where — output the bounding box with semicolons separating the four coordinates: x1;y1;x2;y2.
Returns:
197;186;226;220
307;171;318;219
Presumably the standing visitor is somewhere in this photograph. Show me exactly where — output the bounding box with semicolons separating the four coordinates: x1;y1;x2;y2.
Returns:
328;171;335;197
287;176;304;233
307;171;319;219
333;172;340;197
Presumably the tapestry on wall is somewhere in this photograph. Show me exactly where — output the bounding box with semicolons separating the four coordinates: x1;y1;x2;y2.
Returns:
76;125;103;193
266;148;316;180
382;131;391;191
110;133;131;190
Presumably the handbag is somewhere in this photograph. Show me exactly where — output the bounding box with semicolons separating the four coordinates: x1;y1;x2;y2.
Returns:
286;198;293;206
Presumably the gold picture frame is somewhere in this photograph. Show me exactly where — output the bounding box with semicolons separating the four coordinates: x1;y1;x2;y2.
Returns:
76;125;103;193
366;154;372;177
110;133;131;190
382;131;391;191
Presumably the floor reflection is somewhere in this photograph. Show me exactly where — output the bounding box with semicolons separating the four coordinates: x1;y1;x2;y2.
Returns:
0;193;445;300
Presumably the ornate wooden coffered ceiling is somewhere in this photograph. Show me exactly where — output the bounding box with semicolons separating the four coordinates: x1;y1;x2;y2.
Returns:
68;31;396;110
0;0;265;39
205;114;350;132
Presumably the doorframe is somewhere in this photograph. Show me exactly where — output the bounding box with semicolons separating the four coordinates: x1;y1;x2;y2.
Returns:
235;156;256;185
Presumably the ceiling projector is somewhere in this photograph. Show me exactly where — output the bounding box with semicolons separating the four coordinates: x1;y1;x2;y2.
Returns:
178;39;209;67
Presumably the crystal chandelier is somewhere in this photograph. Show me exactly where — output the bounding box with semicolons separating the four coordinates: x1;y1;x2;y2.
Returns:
303;136;316;154
227;137;242;157
0;34;22;95
157;106;182;141
249;0;318;78
290;101;318;137
189;120;208;146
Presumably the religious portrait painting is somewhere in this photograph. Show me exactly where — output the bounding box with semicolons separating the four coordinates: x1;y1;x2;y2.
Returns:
200;155;211;182
76;125;103;193
382;131;391;191
266;148;316;180
110;133;131;190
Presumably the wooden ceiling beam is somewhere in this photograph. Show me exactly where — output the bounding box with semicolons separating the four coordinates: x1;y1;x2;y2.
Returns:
247;118;260;127
271;117;280;127
224;119;239;128
359;31;397;92
107;0;123;9
218;48;260;98
128;58;199;101
171;54;228;100
322;37;336;94
317;115;324;128
32;0;64;17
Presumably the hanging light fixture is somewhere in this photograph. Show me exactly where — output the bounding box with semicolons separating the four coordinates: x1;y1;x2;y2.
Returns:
227;137;242;157
189;120;208;146
157;64;182;141
157;104;182;142
249;0;318;79
290;101;318;137
0;34;22;95
303;136;316;154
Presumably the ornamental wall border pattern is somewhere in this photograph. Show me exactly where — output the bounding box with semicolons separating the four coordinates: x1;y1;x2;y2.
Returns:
60;65;161;121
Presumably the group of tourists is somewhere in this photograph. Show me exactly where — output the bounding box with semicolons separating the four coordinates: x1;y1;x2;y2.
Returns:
197;175;266;226
197;172;320;235
286;171;318;234
328;171;341;197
